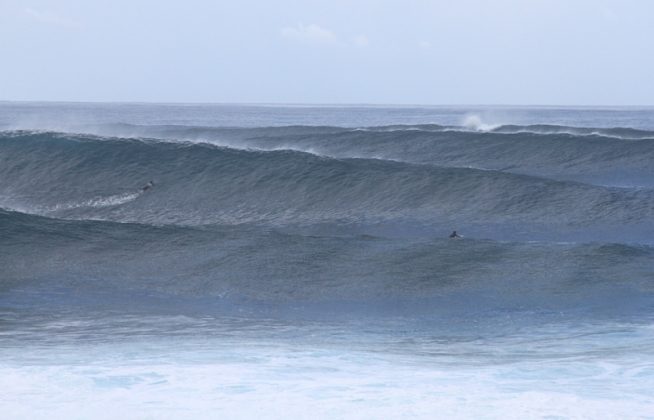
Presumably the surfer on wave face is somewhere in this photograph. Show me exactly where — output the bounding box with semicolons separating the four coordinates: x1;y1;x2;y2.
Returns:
142;180;155;192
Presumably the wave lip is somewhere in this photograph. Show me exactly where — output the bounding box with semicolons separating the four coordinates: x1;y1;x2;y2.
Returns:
491;124;654;140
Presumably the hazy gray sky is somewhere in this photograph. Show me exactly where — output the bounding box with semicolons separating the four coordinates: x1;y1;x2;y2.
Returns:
2;0;653;105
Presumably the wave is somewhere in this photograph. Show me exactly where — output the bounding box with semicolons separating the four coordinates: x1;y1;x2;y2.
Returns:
2;207;653;323
8;122;654;183
2;131;654;237
44;121;654;188
0;133;654;233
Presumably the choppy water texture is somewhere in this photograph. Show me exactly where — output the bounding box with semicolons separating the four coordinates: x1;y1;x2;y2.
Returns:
1;103;654;419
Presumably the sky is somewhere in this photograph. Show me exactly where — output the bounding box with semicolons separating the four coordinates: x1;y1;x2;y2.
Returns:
1;0;653;105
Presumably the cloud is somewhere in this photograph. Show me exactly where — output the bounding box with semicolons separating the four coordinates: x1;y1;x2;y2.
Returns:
353;35;369;48
24;8;77;27
280;23;336;45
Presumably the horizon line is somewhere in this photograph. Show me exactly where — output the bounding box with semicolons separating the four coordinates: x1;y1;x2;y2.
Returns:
2;99;654;109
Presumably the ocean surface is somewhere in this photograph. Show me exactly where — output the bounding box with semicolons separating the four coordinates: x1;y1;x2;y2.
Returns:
1;102;653;419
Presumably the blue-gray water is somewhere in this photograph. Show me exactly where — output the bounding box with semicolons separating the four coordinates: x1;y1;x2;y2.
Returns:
1;103;653;418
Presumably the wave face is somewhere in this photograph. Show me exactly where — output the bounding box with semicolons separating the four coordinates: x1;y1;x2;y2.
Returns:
2;130;654;233
54;120;654;188
3;208;653;319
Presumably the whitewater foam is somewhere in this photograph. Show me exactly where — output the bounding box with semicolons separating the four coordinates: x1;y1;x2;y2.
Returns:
47;192;143;212
461;115;501;131
2;316;653;420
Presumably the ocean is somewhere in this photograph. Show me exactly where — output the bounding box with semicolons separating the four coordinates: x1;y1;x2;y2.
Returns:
1;102;653;418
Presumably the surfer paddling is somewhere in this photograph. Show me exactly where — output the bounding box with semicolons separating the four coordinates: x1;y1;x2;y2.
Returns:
449;230;462;239
142;180;155;192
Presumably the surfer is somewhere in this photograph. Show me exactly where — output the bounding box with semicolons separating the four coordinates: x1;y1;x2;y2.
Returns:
142;180;155;192
449;230;461;239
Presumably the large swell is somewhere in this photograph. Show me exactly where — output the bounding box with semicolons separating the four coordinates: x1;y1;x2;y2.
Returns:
1;125;653;320
71;121;654;187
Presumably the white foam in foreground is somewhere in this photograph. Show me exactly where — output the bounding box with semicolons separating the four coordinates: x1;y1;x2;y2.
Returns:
2;336;653;420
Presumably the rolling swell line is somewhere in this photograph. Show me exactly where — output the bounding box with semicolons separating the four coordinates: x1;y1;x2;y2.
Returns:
1;130;654;230
32;122;652;188
2;207;653;312
4;125;653;173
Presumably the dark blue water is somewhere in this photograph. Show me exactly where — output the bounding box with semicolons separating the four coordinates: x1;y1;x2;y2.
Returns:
1;103;653;418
